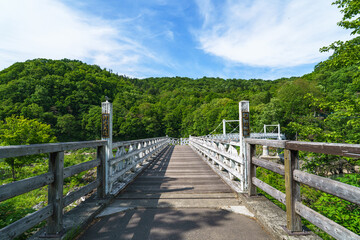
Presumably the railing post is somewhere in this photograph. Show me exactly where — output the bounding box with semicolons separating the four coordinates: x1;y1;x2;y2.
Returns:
262;145;269;157
47;151;65;236
239;100;250;192
102;99;112;195
278;124;281;140
247;143;257;196
223;119;226;136
97;145;106;198
284;149;302;232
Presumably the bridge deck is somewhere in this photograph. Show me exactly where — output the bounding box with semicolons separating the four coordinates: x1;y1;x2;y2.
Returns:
79;146;271;240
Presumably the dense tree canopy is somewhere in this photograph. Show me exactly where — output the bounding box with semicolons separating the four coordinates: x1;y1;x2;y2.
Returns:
0;2;358;145
0;116;57;178
0;55;358;146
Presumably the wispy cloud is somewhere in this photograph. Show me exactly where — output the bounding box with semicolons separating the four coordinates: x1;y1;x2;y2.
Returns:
0;0;163;77
1;0;350;80
194;0;352;68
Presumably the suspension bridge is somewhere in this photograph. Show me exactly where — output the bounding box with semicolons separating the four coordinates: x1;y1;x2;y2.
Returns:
0;100;359;240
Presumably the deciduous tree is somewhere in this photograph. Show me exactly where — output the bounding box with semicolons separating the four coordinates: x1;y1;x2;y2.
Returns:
0;116;57;179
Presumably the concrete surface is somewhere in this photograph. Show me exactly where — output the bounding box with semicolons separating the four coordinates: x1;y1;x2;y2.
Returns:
221;206;255;218
238;194;322;240
78;208;272;240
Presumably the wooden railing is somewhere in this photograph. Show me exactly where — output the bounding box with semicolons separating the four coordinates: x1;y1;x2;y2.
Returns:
189;136;246;192
246;139;360;240
0;140;107;240
0;137;170;239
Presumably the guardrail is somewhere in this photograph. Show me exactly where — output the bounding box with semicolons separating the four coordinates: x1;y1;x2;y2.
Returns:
0;136;170;239
0;140;107;240
169;138;189;145
206;133;286;141
204;133;240;141
246;139;360;240
189;136;246;192
108;137;169;194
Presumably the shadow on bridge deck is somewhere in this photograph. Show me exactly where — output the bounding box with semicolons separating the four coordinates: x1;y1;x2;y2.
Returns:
77;146;271;240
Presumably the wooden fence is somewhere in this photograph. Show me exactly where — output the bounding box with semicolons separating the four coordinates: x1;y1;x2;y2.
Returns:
0;137;169;239
246;139;360;240
0;140;107;239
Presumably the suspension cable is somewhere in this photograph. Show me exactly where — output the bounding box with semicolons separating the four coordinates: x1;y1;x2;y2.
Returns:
207;121;223;135
229;124;240;134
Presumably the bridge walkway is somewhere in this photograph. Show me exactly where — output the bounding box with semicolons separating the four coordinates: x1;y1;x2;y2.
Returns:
78;145;271;240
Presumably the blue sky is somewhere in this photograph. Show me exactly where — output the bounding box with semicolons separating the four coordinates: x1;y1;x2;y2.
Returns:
0;0;353;80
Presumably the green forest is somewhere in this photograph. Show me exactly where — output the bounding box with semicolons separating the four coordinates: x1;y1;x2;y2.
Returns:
0;46;358;144
0;0;359;144
0;3;358;147
0;0;359;239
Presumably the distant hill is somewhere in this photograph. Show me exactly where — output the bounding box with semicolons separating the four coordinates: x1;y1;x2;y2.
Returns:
0;59;133;141
0;58;359;143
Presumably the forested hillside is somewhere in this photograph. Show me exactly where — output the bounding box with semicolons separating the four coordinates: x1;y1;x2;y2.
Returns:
1;53;359;240
0;0;358;144
0;57;358;144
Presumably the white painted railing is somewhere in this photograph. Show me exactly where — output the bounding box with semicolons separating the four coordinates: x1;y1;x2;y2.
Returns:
108;137;169;194
0;137;170;239
205;133;240;141
189;136;247;192
169;138;189;145
207;133;286;141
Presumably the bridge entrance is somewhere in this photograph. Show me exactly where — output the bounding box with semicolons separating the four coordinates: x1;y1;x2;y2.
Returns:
78;145;271;240
2;99;358;240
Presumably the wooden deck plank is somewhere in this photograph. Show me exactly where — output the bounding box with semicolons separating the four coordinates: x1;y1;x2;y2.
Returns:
77;145;272;240
117;145;234;198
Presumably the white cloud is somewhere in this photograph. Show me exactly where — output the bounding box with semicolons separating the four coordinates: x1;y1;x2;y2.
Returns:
0;0;160;77
195;0;352;68
195;0;216;27
165;30;174;41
